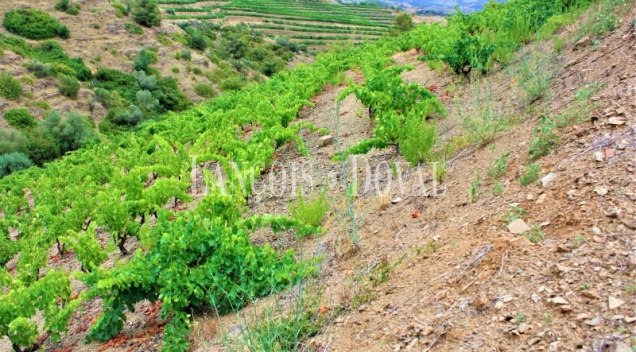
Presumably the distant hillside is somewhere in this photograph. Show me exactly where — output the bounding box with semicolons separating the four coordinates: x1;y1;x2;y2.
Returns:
341;0;493;14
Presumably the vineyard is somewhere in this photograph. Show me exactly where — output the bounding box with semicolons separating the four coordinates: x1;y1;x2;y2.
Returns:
2;0;635;351
159;0;395;49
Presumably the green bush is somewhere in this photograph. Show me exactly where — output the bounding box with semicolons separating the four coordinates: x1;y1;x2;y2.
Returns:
24;131;60;166
51;62;77;77
3;9;63;40
5;108;37;130
399;116;436;166
0;74;23;100
133;49;158;73
220;76;247;91
0;128;28;154
33;100;51;110
57;25;70;39
288;189;329;227
66;6;80;15
40;111;97;153
98;119;130;135
105;106;143;127
54;0;70;12
193;83;215;98
26;61;54;78
58;74;80;99
131;0;161;27
112;2;129;17
0;152;33;179
260;57;285;76
171;66;179;73
125;23;143;35
1;37;91;81
21;75;35;85
180;49;191;61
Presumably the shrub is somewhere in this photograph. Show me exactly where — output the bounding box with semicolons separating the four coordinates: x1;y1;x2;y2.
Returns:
40;111;97;153
58;74;80;99
98;119;129;135
220;76;247;91
125;22;143;35
33;100;51;110
133;49;158;73
57;25;70;39
94;88;112;106
388;13;413;36
0;74;23;100
399;116;436;166
260;57;285;77
51;62;76;77
21;75;35;85
0;153;33;179
54;0;70;12
457;83;508;147
66;6;80;15
171;66;179;73
131;0;161;27
24;131;60;166
5;109;37;130
105;106;143;127
26;61;53;78
193;83;215;98
0;128;28;155
3;9;62;40
180;49;191;61
112;2;129;17
510;51;556;103
134;70;157;90
136;90;159;113
288;189;329;227
154;77;192;112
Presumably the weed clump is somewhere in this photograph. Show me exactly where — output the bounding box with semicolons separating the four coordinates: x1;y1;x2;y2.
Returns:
288;189;329;227
519;163;541;186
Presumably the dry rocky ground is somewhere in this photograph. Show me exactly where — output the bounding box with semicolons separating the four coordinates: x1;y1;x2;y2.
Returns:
2;4;636;352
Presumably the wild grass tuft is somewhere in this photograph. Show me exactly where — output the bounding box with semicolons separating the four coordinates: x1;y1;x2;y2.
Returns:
519;163;541;186
487;151;510;179
222;282;335;352
456;82;510;147
288;188;329;227
509;50;557;103
528;115;560;160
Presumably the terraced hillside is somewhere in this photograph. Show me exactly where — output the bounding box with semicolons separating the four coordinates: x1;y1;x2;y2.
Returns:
160;0;396;49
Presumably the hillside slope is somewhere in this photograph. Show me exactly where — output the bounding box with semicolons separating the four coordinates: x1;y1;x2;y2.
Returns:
1;1;635;352
198;5;636;352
